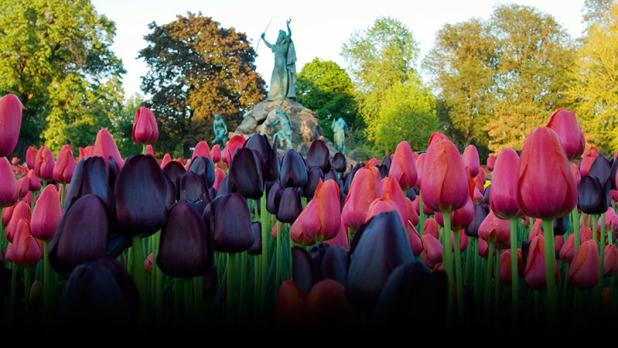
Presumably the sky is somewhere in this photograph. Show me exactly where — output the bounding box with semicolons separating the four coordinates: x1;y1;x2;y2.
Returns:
91;0;587;97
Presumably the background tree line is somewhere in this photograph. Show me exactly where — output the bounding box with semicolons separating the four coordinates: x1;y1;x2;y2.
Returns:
2;0;618;159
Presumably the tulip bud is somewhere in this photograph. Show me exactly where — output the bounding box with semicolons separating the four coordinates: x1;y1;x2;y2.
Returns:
306;139;330;172
546;108;585;160
229;148;264;199
94;128;124;168
604;244;618;276
332;152;346;173
486;155;496;172
280;149;308;188
53;144;75;183
478;211;510;249
211;144;221;163
25;146;37;170
290;180;341;245
277;187;302;223
0;94;23;157
568;240;599;289
388;141;417;190
144;254;153;274
524;235;560;289
35;146;55;181
132;107;158;144
192;140;210;159
221;135;245;165
580;145;600;177
421;233;442;268
490;148;520;218
277;280;308;324
499;249;523;283
342;164;381;229
307;279;353;324
0;157;17;207
463;145;480;177
30;185;62;241
5;201;30;242
5;219;42;265
205;193;254;253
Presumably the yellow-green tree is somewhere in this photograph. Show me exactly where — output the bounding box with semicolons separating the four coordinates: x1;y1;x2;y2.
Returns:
568;4;618;153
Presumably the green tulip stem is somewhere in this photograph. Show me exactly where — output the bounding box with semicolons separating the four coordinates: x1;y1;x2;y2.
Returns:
573;209;580;252
0;222;5;253
419;196;425;234
227;252;238;317
240;252;247;312
287;224;293;280
509;218;519;315
484;239;495;312
275;222;281;288
131;235;146;307
142;144;148;155
445;213;463;317
43;241;51;312
60;183;65;208
542;218;558;316
259;192;268;308
591;215;598;244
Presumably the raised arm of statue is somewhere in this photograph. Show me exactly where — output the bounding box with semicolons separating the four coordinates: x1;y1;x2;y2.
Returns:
261;33;273;49
286;18;292;38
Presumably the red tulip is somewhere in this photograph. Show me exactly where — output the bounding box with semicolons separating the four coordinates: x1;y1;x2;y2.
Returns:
132;107;158;144
379;176;408;222
30;185;62;241
342;164;381;229
94;128;124;167
428;132;449;146
463;145;480;177
436;197;474;230
408;225;423;256
546;108;585;160
2;205;14;228
568;240;599;289
560;232;585;262
25;146;37;170
5;219;42;266
478;211;510;249
325;222;349;250
221;135;245;165
604;244;618;276
277;280;308;324
486;155;496;172
423;218;440;239
306;279;353;323
490;148;520;218
291;179;341;245
145;144;154;156
571;162;581;186
366;198;402;226
53;144;75;183
0;157;17;207
500;249;523;283
415;153;426;189
0;94;23;157
213;167;225;191
580;145;600;177
524;235;559;289
450;229;468;251
34;146;55;181
388;141;417;189
404;197;419;227
474;169;486;193
5;201;30;242
144;253;153;274
421;233;442;268
478;238;489;257
421;137;468;213
160;153;172;169
517;127;577;219
211;144;221;163
192;140;210;159
26;169;41;192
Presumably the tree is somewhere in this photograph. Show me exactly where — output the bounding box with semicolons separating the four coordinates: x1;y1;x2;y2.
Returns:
424;20;497;152
139;13;265;156
373;77;438;152
342;17;437;151
568;4;618;153
0;0;125;153
583;0;614;29
296;58;359;139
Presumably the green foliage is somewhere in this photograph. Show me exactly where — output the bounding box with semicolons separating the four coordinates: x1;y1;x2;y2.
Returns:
374;78;438;152
568;4;618;153
0;0;125;153
296;58;360;139
139;13;265;157
342;17;437;153
425;4;575;154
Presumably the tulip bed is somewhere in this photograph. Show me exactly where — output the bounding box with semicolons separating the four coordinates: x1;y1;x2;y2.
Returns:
1;95;618;332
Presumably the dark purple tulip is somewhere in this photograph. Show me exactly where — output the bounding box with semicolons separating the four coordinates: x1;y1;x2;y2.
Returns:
202;266;218;298
229;148;264;199
179;172;206;202
50;195;108;274
163;174;177;207
216;175;235;198
590;155;611;186
248;222;262;255
306;140;330;172
292;246;319;294
382;154;392;171
578;176;609;215
482;185;491;205
205;193;254;253
245;134;278;181
406;188;416;201
98;258;140;314
347;211;414;312
59;258;137;323
157;201;213;277
465;203;489;237
188;156;215;188
163;160;186;188
107;157;120;189
267;181;283;214
115;155;168;237
610;158;618;190
323;168;338;182
320;245;348;287
377;164;389;178
105;233;131;258
374;261;447;325
554;214;570;236
277;187;302;223
303;167;323;199
332;152;346;173
280;149;308;188
64;157;113;210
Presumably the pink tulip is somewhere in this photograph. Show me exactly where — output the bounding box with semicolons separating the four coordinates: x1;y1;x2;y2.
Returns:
463;145;480;177
388;141;417;189
5;219;42;266
408;225;423;256
546;108;585;160
307;279;353;323
325;222;349;250
486;155;496;172
500;249;523;283
132;107;159;144
94;128;124;167
34;146;54;181
478;211;510;249
213;167;226;191
277;280;308;324
342;164;381;229
53;144;75;183
25;146;37;170
423;218;440;239
291;180;341;245
192;140;210;159
490;148;520;218
524;235;559;289
0;157;17;207
160;153;172;169
568;240;599;289
211;144;222;163
5;201;30;242
580;145;599;177
604;244;618;276
30;185;62;241
0;94;23;157
221;135;245;165
421;233;442;268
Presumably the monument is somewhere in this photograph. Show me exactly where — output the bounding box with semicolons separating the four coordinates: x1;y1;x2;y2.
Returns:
331;117;348;153
212;114;228;146
235;19;338;155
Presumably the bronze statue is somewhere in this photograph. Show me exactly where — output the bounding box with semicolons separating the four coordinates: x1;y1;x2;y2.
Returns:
265;108;293;150
212;114;228;146
331;117;348;153
261;19;296;101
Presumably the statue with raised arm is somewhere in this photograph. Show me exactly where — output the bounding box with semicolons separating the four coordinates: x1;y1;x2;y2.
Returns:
331;117;348;153
265;108;293;150
212;114;228;146
261;19;296;101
